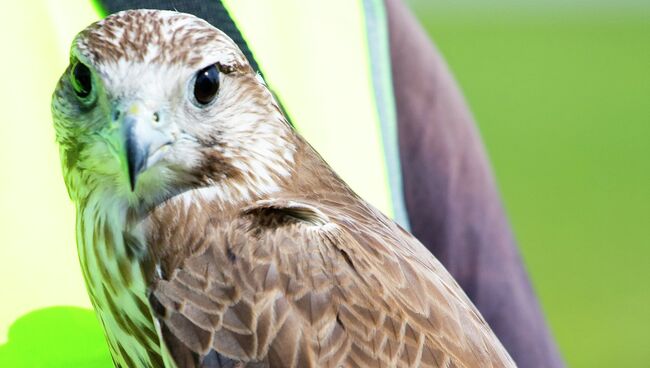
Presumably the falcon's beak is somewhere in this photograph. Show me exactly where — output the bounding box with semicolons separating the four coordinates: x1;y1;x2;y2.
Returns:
121;104;172;191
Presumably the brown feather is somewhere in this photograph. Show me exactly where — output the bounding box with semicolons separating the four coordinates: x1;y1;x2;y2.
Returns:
146;157;516;367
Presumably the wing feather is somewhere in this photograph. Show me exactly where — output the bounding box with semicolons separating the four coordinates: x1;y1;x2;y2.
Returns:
148;196;515;367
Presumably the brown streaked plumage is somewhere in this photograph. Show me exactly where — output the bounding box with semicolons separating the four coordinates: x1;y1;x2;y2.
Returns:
51;9;515;368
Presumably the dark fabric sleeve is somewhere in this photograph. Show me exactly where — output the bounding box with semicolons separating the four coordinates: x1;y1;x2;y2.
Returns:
384;1;564;367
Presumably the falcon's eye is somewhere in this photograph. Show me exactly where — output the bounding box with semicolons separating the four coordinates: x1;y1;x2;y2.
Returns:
193;64;220;105
71;62;92;99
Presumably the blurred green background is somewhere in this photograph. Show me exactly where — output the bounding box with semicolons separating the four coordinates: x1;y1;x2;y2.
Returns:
408;0;649;366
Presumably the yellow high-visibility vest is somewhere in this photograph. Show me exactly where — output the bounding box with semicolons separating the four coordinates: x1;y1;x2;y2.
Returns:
0;1;407;365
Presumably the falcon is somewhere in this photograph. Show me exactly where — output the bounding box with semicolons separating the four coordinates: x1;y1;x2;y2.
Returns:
51;9;515;368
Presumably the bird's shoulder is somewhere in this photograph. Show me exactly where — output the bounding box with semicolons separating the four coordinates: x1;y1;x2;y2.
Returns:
144;191;514;367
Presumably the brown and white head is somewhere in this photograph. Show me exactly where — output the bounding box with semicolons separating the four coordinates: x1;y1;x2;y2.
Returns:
52;9;296;210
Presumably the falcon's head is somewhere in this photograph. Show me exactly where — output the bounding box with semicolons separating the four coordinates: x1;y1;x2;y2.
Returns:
52;10;295;208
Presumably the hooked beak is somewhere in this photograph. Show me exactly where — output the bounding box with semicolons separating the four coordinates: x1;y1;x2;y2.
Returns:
121;106;173;191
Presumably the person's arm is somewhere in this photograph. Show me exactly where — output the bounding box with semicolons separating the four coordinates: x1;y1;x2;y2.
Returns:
385;1;564;366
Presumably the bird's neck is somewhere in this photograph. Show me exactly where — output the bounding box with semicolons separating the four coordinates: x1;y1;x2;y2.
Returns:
75;192;151;299
280;133;356;199
75;192;162;367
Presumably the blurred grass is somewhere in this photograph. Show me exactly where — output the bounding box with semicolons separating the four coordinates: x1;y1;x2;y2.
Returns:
410;6;650;367
0;307;112;367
